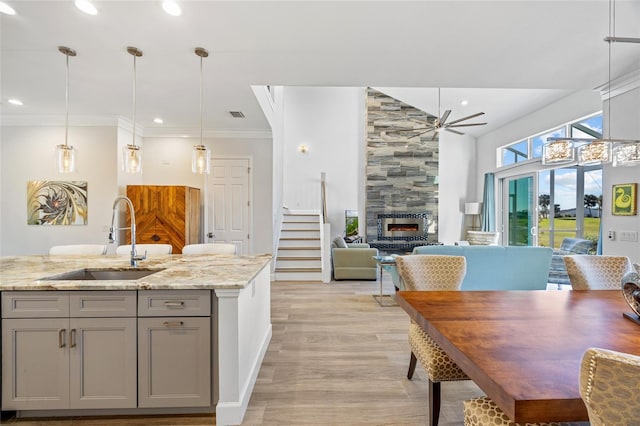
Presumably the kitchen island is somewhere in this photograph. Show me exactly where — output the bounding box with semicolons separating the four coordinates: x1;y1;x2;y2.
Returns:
0;253;272;426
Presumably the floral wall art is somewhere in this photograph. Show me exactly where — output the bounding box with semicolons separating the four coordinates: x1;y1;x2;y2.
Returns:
27;181;88;225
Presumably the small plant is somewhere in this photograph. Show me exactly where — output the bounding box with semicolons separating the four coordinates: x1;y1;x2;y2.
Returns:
584;234;599;254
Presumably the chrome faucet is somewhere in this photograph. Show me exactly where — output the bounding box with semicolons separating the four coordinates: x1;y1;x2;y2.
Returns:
108;196;146;267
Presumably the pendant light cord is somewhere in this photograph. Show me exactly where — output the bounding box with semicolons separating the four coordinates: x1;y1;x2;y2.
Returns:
132;53;137;146
607;0;615;140
199;52;203;147
64;52;70;148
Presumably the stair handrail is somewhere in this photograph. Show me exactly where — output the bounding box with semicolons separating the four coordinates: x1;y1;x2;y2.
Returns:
320;172;328;224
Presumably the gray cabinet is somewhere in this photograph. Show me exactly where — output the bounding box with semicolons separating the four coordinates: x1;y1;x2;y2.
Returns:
137;290;211;408
1;291;137;410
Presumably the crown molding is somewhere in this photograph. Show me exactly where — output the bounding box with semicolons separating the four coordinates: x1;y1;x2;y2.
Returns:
1;114;272;140
142;127;272;139
1;114;120;127
597;69;640;100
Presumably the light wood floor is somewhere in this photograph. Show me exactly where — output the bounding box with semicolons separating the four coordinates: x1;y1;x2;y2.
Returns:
4;277;483;425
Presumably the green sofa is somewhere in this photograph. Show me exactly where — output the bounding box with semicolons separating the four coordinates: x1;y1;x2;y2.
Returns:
331;237;378;280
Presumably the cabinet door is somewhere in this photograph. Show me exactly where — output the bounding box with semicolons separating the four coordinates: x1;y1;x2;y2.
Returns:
138;317;211;408
69;317;137;409
2;318;69;410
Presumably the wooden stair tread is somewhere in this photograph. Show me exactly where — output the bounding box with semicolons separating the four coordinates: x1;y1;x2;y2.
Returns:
278;247;320;251
277;257;321;261
275;267;322;272
279;237;320;240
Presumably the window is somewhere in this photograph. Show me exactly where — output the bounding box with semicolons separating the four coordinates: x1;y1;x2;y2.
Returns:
497;113;602;168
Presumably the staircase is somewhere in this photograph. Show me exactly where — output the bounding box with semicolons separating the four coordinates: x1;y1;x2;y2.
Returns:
274;213;323;281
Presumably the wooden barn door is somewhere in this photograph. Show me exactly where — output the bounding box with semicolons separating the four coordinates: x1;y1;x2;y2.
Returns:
126;186;200;254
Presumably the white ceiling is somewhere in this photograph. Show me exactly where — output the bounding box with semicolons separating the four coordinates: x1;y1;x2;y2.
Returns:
2;1;640;138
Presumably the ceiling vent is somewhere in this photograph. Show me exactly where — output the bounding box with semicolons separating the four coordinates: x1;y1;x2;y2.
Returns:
229;111;245;118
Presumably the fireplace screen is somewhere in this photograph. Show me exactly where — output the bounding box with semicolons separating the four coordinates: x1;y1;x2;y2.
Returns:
377;213;430;240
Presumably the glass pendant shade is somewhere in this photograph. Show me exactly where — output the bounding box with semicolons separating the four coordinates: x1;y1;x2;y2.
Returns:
125;46;143;174
57;46;77;173
577;140;612;165
613;142;640;167
193;47;211;174
56;144;76;173
123;144;142;173
542;140;574;165
192;144;210;174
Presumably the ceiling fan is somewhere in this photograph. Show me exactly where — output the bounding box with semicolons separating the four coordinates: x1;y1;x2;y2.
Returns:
387;88;487;141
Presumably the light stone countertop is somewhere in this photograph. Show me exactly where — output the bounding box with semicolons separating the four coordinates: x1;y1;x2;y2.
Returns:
0;254;272;291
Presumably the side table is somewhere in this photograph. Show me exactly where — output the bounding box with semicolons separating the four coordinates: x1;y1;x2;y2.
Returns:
372;255;398;307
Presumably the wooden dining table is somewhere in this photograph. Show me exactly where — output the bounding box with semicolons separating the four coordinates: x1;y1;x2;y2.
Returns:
396;289;640;423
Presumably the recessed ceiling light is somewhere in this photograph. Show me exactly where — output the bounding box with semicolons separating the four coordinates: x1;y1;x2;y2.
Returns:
0;2;16;15
153;117;164;124
162;1;182;16
8;99;23;106
460;100;469;106
74;0;98;15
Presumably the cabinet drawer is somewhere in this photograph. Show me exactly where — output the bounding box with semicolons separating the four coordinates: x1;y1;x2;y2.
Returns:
2;291;69;318
137;290;211;317
69;291;137;317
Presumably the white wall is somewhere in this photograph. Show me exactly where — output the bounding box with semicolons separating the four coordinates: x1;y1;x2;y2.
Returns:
1;125;118;255
438;132;477;244
143;136;274;255
282;87;365;237
602;86;640;264
0;124;273;256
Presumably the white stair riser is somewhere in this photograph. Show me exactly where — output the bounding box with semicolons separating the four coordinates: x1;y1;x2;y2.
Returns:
283;214;320;223
274;271;323;282
278;239;320;248
277;249;321;257
280;230;320;238
277;259;322;269
281;222;320;230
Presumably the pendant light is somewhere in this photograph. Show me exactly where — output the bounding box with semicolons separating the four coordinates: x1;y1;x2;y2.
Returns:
192;47;211;174
56;46;77;173
124;46;143;173
542;0;639;167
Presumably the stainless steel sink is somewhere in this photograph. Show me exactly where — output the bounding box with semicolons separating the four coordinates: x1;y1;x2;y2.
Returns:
41;268;165;281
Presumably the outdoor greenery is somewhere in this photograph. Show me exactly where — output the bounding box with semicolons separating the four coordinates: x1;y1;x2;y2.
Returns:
538;217;600;251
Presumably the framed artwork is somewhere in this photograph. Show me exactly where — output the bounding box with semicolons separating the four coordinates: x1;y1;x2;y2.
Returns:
612;183;637;216
27;181;88;225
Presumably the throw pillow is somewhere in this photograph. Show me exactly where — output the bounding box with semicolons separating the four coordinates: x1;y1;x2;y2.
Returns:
333;236;348;248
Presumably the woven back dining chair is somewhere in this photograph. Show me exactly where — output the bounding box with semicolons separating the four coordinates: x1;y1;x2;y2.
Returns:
579;347;640;426
395;254;468;426
564;255;632;290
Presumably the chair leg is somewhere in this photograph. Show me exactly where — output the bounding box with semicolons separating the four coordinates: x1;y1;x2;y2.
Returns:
407;352;417;379
429;379;441;426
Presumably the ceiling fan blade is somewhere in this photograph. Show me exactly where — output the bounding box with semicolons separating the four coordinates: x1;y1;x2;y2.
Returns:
439;110;451;126
408;129;434;139
444;128;465;135
446;122;488;128
447;112;485;126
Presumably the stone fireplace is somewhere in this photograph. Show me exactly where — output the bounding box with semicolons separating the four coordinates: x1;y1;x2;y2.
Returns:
365;88;439;250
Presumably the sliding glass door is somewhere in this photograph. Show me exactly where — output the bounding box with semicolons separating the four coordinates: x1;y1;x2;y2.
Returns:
503;174;537;246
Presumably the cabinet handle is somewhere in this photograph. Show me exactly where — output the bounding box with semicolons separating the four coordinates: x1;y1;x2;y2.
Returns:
59;328;66;348
70;328;77;348
163;320;184;328
164;301;185;308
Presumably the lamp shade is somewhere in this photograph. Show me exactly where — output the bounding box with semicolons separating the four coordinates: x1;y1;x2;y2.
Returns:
613;142;640;167
465;202;482;215
577;140;612;165
542;140;574;165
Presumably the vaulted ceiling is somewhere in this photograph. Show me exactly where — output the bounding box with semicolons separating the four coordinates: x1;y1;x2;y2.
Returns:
2;1;639;137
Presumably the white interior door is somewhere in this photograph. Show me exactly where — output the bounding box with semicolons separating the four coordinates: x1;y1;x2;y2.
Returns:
207;158;251;254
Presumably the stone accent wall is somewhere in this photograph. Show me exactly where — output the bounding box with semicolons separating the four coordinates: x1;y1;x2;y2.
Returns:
366;88;439;245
